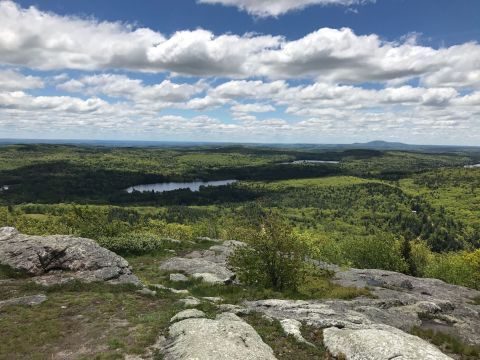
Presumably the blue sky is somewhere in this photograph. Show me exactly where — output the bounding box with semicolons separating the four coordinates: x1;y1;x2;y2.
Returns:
1;0;479;144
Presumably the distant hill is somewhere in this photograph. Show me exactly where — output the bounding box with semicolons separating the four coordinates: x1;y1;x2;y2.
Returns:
0;138;479;152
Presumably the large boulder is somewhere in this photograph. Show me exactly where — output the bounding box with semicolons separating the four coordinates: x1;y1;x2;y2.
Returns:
323;326;453;360
159;240;244;284
0;227;140;286
163;312;277;360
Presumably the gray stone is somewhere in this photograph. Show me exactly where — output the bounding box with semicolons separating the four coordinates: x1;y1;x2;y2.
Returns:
152;284;189;295
196;236;223;243
169;273;188;282
0;294;47;308
137;287;157;296
0;227;141;286
280;319;314;346
202;296;222;303
163;313;277;360
217;304;251;315
159;241;245;285
323;326;453;360
170;309;205;323
178;296;201;307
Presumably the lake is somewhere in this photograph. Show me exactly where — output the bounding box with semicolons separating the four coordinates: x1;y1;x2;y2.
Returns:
126;180;237;193
465;164;480;168
281;160;340;165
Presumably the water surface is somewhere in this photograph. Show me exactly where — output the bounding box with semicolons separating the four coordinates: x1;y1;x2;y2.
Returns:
126;180;237;193
281;160;340;165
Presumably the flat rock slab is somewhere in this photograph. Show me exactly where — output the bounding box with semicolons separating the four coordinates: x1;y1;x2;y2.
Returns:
163;313;277;360
323;326;453;360
330;267;480;345
247;263;480;346
169;273;188;282
178;296;201;307
170;309;205;323
0;294;47;309
0;227;140;286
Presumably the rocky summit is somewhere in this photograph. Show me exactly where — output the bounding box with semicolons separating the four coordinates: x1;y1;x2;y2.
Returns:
159;239;480;359
0;227;140;286
2;232;480;359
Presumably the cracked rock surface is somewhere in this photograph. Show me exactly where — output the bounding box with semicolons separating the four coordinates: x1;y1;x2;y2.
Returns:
323;326;453;360
245;265;480;347
163;312;276;360
0;227;140;286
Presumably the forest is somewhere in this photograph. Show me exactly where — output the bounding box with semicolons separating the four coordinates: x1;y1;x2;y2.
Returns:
1;143;480;290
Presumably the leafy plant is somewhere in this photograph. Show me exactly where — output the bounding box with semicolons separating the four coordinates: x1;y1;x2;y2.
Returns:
228;212;307;291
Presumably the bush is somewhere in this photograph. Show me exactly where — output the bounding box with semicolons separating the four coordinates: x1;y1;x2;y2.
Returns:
425;250;480;289
228;212;307;291
409;240;433;276
340;235;407;272
97;232;182;255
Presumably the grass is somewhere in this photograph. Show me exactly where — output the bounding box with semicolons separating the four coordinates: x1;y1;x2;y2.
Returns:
0;264;31;280
411;327;480;359
241;313;328;359
0;279;182;359
156;267;371;304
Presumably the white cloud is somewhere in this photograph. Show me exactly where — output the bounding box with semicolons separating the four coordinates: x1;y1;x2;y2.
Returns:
210;80;287;99
231;103;275;113
0;69;44;90
197;0;374;17
0;91;109;113
146;29;281;77
58;74;206;103
1;1;479;144
1;1;479;88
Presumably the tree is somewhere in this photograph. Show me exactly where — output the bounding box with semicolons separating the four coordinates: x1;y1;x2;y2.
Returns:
228;211;307;291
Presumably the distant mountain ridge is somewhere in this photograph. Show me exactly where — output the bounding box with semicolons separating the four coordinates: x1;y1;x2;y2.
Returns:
0;138;478;151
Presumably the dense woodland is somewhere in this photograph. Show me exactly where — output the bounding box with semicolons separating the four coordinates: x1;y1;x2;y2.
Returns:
1;144;480;289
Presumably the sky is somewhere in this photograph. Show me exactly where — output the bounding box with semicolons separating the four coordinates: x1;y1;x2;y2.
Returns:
0;0;479;144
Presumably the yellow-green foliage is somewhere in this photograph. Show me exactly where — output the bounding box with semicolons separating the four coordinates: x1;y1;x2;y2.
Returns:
97;232;184;255
400;168;480;228
425;250;480;289
246;176;375;190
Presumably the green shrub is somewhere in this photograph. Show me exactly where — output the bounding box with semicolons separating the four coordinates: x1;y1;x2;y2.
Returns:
425;250;480;289
340;235;407;272
228;212;307;291
409;240;433;276
97;232;182;255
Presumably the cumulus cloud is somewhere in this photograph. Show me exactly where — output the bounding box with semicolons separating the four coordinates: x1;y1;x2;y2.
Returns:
0;69;44;90
1;1;479;144
197;0;374;17
231;103;275;113
58;74;206;104
1;1;479;88
0;91;108;113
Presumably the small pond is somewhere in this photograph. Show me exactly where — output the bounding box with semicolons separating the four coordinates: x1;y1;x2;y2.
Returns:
281;160;340;165
126;180;237;193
